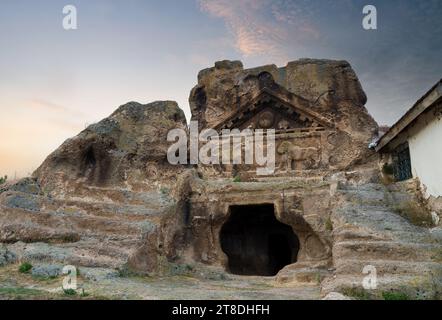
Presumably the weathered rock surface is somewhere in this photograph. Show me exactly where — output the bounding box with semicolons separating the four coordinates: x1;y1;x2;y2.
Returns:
189;59;378;172
0;245;17;266
190;59;369;128
323;179;442;299
31;264;63;278
322;292;353;300
0;101;189;272
34;100;187;192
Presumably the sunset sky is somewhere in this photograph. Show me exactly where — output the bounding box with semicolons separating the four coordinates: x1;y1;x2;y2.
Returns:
1;0;441;178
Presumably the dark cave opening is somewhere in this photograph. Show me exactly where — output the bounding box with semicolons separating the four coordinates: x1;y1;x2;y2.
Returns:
220;204;299;276
83;147;96;167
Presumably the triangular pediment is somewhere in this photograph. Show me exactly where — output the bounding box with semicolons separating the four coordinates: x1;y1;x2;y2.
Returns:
214;89;334;132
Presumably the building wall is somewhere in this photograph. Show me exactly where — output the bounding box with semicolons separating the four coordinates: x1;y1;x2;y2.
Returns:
408;112;442;198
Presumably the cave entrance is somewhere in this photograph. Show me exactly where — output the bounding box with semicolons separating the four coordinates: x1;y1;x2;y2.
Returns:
220;204;299;276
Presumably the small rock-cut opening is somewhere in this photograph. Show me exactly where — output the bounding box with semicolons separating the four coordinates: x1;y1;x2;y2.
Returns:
83;147;96;167
220;204;299;276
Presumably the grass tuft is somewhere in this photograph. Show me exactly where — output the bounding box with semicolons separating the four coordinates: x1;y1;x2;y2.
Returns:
232;176;241;183
18;262;33;274
382;291;409;300
63;288;77;296
325;216;333;231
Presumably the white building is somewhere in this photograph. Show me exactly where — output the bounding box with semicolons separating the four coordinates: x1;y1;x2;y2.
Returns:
376;79;442;217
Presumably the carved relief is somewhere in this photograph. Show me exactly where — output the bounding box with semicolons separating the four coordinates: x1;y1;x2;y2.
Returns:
257;111;275;129
239;107;326;132
205;90;335;175
277;119;289;130
277;141;320;171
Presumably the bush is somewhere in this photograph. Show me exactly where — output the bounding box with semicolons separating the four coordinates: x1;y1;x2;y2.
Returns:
63;288;77;296
382;291;409;300
341;287;372;300
0;175;7;185
325;217;333;231
233;176;241;183
18;262;33;273
79;288;89;297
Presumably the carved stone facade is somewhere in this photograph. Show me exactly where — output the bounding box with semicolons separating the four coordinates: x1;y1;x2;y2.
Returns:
181;59;380;275
185;178;333;276
192;60;378;181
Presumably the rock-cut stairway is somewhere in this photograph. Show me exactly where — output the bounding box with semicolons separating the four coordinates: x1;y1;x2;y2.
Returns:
322;181;442;299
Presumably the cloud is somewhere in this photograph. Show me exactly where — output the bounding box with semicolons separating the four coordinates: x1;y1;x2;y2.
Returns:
198;0;320;59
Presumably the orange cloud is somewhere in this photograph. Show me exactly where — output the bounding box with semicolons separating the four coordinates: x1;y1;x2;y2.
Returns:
198;0;320;59
198;0;288;58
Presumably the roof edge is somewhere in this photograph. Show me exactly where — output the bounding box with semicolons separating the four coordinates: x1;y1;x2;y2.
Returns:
375;79;442;152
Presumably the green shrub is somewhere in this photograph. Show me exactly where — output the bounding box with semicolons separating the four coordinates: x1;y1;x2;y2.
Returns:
18;262;33;273
341;287;372;300
382;291;409;300
80;289;89;297
315;272;323;284
63;288;77;296
233;176;241;183
325;217;333;231
0;175;7;185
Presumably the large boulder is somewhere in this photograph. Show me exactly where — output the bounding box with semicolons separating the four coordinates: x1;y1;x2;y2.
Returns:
34;101;187;195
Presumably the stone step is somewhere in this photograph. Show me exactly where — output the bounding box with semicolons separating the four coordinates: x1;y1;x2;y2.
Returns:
333;240;441;262
0;205;157;244
11;240;134;269
334;227;436;244
333;259;442;276
51;184;172;206
337;183;387;192
338;188;415;206
49;197;170;216
59;215;154;238
321;274;441;299
336;204;426;224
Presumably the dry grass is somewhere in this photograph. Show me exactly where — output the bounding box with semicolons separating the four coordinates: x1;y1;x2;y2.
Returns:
393;200;433;227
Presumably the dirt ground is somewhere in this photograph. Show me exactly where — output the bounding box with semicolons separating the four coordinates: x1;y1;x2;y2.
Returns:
0;264;321;300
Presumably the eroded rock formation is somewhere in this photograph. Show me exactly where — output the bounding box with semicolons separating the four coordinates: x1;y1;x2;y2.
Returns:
35;100;187;192
0;101;188;270
189;59;378;178
0;59;441;299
